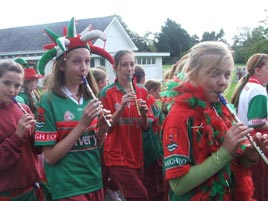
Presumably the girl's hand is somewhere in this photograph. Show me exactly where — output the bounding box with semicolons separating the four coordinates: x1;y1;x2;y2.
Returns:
78;99;101;129
137;99;148;117
242;132;268;162
254;133;268;156
120;92;136;110
16;114;36;138
223;122;253;157
97;109;112;133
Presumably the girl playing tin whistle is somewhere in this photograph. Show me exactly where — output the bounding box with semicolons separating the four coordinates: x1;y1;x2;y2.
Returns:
34;17;114;201
100;50;152;201
0;60;50;201
162;41;268;201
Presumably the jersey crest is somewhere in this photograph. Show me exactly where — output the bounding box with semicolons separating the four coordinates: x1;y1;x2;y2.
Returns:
166;128;179;152
114;102;121;110
64;111;75;121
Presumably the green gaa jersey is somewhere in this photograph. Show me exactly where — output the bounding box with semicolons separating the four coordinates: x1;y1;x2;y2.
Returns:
35;92;102;200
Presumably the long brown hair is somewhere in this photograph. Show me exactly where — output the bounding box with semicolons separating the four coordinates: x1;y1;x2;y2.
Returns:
48;53;99;99
23;80;40;113
113;50;134;70
231;53;268;108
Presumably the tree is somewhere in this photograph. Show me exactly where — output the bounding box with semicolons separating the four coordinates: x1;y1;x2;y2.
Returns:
201;29;226;42
232;10;268;64
154;18;193;63
232;25;268;64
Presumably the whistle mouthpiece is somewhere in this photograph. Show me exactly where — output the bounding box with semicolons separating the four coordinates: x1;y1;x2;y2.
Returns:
12;96;27;114
127;75;132;82
81;76;88;85
218;93;227;106
12;96;18;104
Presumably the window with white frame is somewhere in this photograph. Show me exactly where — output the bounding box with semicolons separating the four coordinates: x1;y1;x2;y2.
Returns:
136;57;156;65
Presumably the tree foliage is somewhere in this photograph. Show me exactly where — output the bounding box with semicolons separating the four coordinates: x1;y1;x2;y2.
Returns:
201;29;226;43
116;11;268;65
233;25;268;63
153;18;194;63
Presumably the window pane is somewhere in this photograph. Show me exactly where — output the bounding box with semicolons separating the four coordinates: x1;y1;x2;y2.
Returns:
90;59;95;67
100;58;105;66
142;58;146;64
137;57;141;64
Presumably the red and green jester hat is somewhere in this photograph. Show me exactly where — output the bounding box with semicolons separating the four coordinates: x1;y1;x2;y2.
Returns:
37;17;114;75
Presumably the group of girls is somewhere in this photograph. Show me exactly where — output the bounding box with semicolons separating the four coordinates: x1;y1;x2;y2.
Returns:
2;18;268;201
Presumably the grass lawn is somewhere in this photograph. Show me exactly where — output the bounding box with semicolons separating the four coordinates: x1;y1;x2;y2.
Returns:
162;65;172;75
162;65;172;71
225;81;237;102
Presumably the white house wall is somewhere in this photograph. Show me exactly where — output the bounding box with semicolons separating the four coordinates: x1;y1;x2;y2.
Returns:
93;17;138;83
95;18;137;53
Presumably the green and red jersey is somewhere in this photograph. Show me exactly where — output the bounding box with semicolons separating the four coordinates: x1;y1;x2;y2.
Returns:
35;92;102;200
100;79;152;168
142;95;163;166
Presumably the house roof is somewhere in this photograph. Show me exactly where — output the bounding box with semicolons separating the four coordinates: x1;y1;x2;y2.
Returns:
0;15;116;54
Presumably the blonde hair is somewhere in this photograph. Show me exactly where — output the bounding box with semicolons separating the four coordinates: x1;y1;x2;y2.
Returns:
163;54;189;80
174;54;189;76
42;73;52;92
185;41;234;81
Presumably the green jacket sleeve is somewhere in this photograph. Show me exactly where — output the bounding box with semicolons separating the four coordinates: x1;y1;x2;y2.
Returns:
169;146;232;195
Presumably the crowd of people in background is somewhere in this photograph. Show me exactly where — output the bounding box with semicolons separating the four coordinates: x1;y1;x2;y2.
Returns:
1;17;268;201
235;67;246;81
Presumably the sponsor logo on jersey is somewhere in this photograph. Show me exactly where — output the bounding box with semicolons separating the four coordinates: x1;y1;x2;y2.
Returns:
114;103;121;110
64;111;75;121
118;117;141;126
74;134;97;148
35;131;57;142
37;107;45;123
166;133;178;152
164;154;190;170
70;133;98;151
167;142;178;152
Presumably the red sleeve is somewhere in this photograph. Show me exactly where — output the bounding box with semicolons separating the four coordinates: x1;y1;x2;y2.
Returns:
162;109;192;180
0;130;25;171
22;104;41;154
0;103;39;171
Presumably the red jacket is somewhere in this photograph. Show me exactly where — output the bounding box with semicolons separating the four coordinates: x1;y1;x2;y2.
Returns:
0;102;41;193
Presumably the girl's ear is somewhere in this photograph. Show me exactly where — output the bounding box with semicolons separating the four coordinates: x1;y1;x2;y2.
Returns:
254;67;261;75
